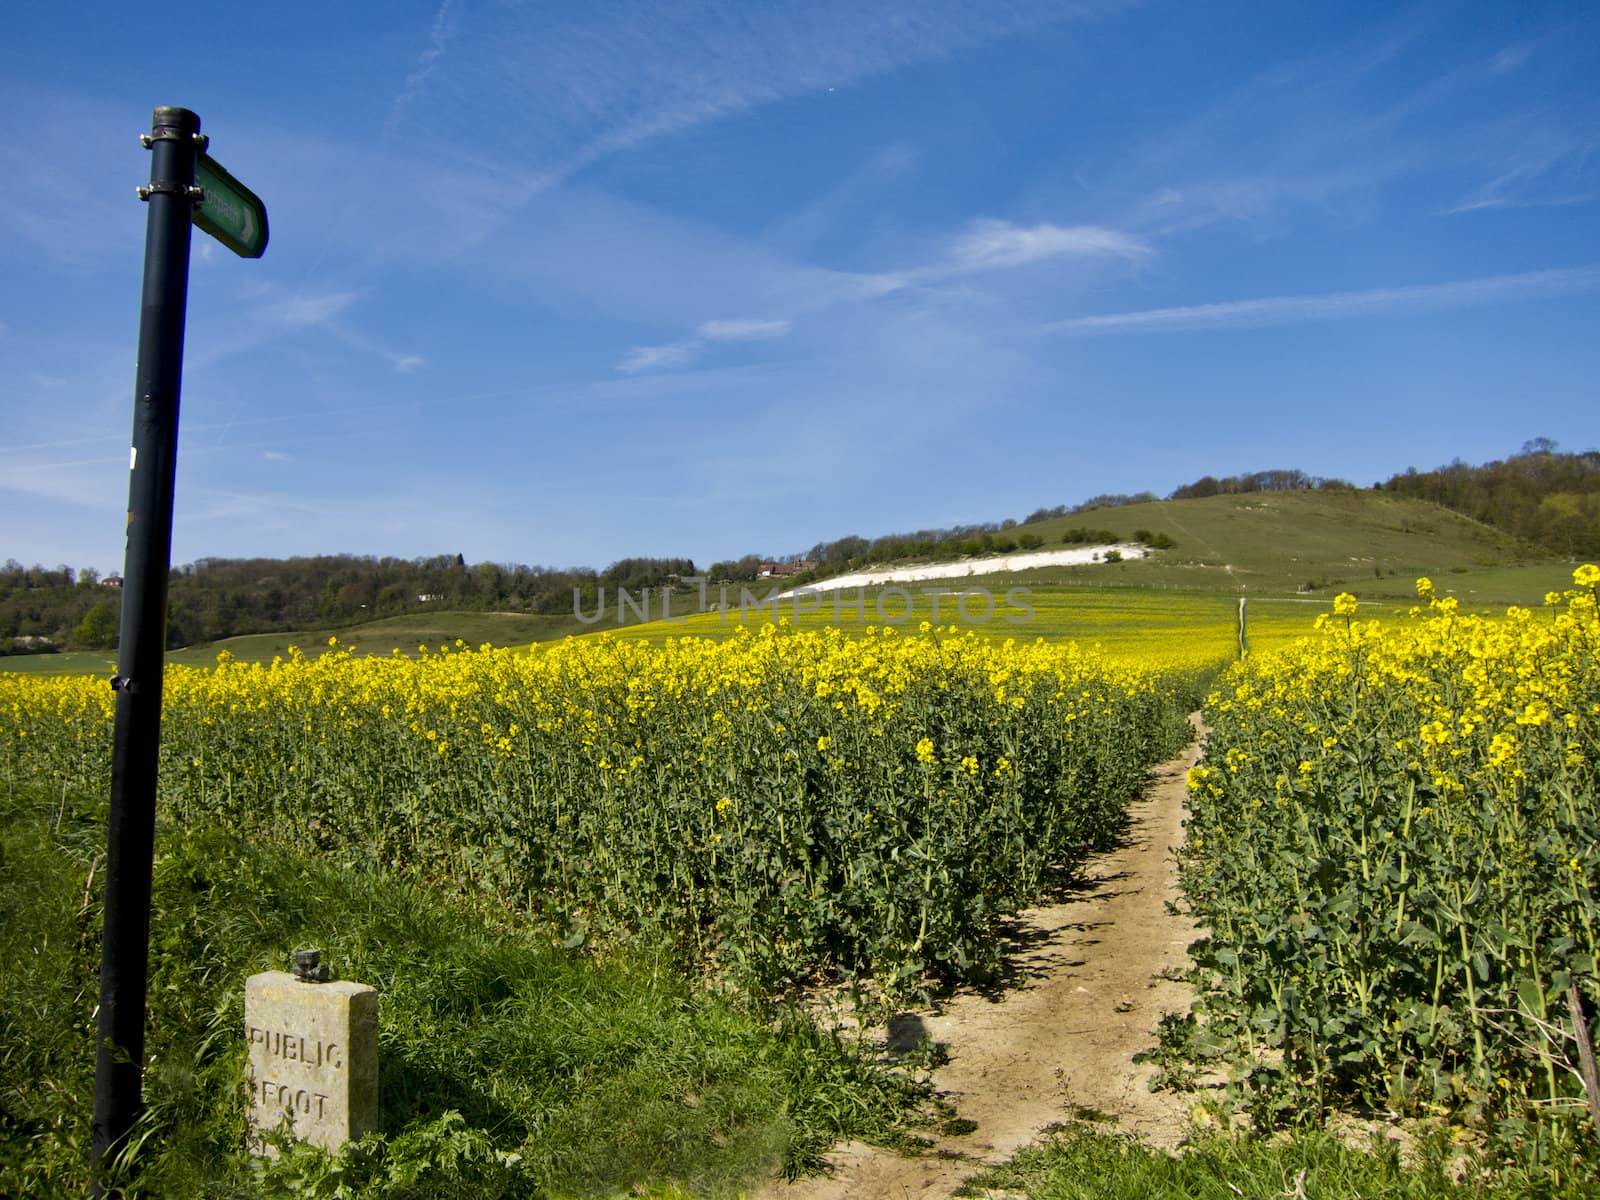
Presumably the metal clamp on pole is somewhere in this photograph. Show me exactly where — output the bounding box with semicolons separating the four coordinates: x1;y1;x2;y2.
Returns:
136;182;204;204
140;131;208;150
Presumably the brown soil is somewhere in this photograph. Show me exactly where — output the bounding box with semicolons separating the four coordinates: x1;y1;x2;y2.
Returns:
758;719;1205;1200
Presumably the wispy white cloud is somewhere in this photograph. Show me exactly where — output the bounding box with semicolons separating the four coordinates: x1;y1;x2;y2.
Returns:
399;2;1125;192
272;291;361;326
1441;131;1600;215
325;325;426;373
1489;43;1534;75
0;87;140;266
263;450;290;462
611;212;1149;372
1043;265;1600;336
869;218;1151;297
387;0;459;139
618;342;700;374
948;219;1150;270
1443;187;1596;217
621;315;793;372
765;143;919;255
182;285;423;375
0;453;126;508
1097;21;1573;241
698;318;792;341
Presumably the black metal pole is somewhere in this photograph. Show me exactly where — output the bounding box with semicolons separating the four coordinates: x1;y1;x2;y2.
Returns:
91;105;200;1189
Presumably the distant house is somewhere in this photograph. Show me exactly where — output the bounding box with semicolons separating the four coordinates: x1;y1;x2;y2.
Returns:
756;560;818;579
102;575;123;589
417;593;445;602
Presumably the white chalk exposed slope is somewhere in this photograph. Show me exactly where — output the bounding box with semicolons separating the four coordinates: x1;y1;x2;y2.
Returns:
777;544;1145;597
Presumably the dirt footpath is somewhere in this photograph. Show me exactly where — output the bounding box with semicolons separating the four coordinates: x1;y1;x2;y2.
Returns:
760;720;1205;1200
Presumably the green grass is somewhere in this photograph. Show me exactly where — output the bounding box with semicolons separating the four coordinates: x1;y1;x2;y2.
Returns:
0;612;586;676
0;786;929;1198
601;581;1258;663
596;581;1530;669
0;649;120;675
957;1123;1596;1200
5;490;1582;675
169;611;582;666
1014;491;1553;596
3;573;1561;677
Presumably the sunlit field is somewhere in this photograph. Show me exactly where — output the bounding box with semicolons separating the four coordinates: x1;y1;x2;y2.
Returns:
2;625;1195;1001
1176;569;1600;1167
602;583;1404;670
5;573;1597;1194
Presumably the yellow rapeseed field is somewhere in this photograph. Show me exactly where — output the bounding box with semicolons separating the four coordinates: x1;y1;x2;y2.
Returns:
1182;566;1600;1125
2;623;1194;1000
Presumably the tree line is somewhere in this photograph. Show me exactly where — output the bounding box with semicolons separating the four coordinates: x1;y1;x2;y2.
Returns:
11;442;1590;656
0;554;695;655
1376;440;1600;557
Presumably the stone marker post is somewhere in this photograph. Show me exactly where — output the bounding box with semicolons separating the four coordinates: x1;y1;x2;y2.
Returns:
244;951;377;1154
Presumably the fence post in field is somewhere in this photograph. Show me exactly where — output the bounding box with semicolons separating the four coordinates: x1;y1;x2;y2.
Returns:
1569;985;1600;1142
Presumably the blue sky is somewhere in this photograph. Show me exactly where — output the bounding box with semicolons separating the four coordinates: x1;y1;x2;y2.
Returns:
3;1;1597;575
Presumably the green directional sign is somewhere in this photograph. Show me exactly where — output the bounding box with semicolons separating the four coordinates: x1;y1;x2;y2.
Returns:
193;152;268;258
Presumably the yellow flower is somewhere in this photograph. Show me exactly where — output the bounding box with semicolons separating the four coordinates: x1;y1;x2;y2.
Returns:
1415;577;1434;598
1333;593;1359;617
916;737;935;763
816;735;832;752
1574;563;1600;588
960;755;979;776
1487;731;1518;768
1515;699;1550;727
1419;721;1450;746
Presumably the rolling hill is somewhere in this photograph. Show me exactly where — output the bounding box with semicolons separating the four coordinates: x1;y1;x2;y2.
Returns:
2;489;1581;673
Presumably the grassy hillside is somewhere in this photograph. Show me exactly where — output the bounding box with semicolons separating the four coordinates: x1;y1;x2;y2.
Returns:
2;490;1579;676
1002;490;1553;596
0;612;587;675
171;611;582;665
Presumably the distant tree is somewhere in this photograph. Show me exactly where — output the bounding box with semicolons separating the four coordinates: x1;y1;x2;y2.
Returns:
75;601;119;650
1075;492;1157;511
1381;444;1600;556
708;555;763;582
